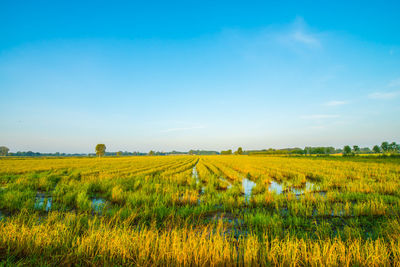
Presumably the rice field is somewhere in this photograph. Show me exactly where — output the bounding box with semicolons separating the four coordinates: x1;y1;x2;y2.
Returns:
1;155;400;266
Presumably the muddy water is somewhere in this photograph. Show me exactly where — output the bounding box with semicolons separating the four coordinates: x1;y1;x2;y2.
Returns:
242;178;256;202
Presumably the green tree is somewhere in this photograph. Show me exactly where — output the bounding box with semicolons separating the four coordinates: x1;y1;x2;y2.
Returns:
343;145;352;156
389;142;399;152
373;145;381;153
353;145;360;153
221;149;232;155
381;141;389;152
0;146;9;156
236;147;243;155
116;151;122;157
95;144;106;157
148;150;155;156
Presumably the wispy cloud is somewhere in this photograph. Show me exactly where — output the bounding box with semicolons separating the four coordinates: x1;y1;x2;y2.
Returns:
368;91;400;100
161;125;205;133
301;114;339;120
274;17;322;49
388;78;400;87
292;30;320;46
324;100;347;106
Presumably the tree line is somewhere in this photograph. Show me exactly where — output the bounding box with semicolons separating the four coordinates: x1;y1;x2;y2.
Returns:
1;141;399;157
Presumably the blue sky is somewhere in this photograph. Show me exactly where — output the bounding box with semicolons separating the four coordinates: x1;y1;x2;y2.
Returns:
1;1;400;153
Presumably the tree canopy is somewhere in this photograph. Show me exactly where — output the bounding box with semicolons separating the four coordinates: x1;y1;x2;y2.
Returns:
95;144;106;157
0;146;9;156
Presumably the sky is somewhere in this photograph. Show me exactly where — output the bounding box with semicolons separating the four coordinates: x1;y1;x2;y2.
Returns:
1;1;400;153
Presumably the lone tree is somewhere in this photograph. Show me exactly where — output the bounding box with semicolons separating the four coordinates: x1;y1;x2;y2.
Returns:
373;145;381;153
343;145;352;156
148;150;155;156
95;144;106;157
236;147;243;155
0;146;9;156
353;145;360;153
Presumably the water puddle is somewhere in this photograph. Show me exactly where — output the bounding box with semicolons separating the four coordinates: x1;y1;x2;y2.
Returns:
268;181;325;197
242;178;256;202
92;198;106;213
192;165;206;196
192;166;199;184
269;181;284;194
205;211;242;225
291;182;317;195
34;192;52;212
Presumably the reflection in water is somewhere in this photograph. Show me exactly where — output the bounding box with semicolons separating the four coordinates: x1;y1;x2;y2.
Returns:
269;181;284;194
92;198;106;212
242;178;256;202
192;166;199;184
34;193;52;212
268;181;322;196
292;182;317;195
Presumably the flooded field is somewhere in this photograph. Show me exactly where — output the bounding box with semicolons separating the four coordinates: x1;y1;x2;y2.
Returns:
0;155;400;265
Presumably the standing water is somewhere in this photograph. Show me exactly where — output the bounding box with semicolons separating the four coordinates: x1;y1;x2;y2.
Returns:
192;166;199;184
269;181;284;194
92;198;106;213
34;192;52;212
242;178;256;203
192;165;206;193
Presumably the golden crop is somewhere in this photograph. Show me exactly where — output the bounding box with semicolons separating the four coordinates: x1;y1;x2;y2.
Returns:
0;155;400;266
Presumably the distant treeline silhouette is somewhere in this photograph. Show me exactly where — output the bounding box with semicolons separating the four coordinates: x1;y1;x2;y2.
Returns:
0;141;398;157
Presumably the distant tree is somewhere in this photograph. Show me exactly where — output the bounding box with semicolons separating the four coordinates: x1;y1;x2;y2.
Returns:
373;145;381;153
360;147;371;153
343;145;352;156
116;151;122;157
381;142;389;152
148;150;155;156
95;144;106;157
0;146;9;156
221;149;232;155
189;150;194;155
236;147;243;155
389;142;399;152
353;145;360;153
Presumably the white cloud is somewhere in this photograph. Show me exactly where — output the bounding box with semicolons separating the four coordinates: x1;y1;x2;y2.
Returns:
273;17;322;49
301;114;339;120
388;78;400;87
292;31;320;46
161;125;205;133
324;100;347;106
368;91;400;100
